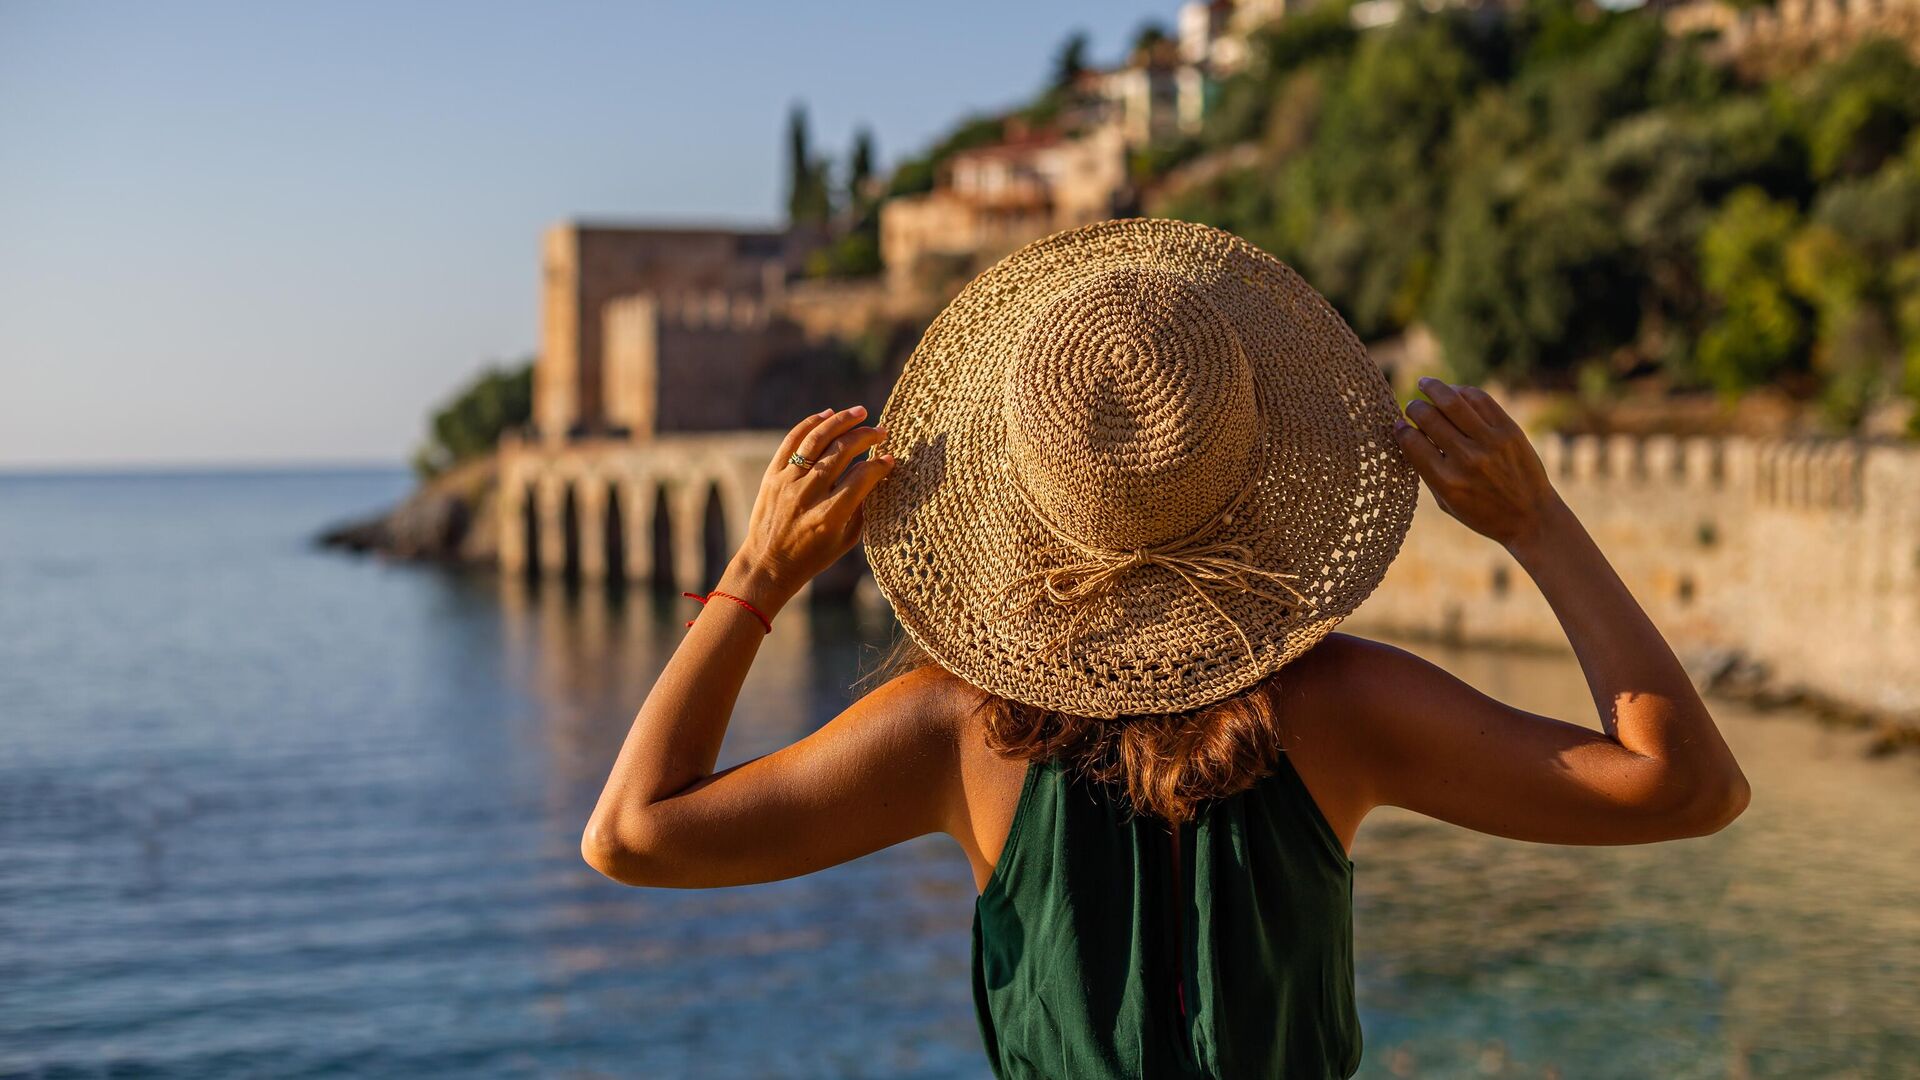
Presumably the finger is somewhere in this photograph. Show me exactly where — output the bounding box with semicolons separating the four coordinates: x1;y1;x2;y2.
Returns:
807;426;890;488
776;408;836;470
1456;384;1522;439
823;453;896;515
837;501;869;553
1404;398;1470;457
1415;377;1497;444
795;405;870;464
1392;418;1459;487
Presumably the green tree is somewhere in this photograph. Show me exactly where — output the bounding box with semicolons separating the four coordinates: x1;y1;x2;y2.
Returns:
1786;38;1920;181
1052;30;1090;89
1697;187;1808;394
849;126;876;203
785;103;831;226
413;362;533;479
804;127;884;280
1428;96;1633;384
1199;7;1356;151
888;3;1920;433
1300;14;1489;335
1130;21;1171;61
1788;131;1920;425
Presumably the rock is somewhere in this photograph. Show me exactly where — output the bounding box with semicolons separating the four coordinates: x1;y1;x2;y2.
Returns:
317;455;498;566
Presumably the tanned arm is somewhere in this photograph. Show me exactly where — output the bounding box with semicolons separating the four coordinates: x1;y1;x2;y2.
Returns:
1312;378;1750;846
580;405;966;888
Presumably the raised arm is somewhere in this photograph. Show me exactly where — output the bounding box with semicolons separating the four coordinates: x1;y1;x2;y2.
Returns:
1325;378;1749;845
580;406;966;888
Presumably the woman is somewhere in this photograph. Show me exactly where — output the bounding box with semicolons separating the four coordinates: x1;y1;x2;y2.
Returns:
581;219;1750;1079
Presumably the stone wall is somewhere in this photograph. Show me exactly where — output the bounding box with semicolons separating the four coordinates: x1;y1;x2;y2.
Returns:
1344;433;1920;719
601;292;796;436
502;430;1920;721
536;224;797;441
780;278;906;342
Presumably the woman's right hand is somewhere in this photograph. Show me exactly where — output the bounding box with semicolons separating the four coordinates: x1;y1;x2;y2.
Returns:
1391;377;1565;550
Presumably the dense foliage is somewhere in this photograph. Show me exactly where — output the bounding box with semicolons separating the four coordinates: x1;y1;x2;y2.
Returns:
1152;1;1920;431
412;362;533;479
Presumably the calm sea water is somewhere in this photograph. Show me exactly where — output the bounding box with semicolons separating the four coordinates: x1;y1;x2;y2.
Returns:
2;469;1916;1079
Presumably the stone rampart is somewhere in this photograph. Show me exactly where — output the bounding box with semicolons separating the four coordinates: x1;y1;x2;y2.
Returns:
600;292;794;437
1344;433;1919;719
503;430;1919;721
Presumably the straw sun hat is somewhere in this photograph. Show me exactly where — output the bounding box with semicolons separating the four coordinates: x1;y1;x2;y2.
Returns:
864;218;1418;719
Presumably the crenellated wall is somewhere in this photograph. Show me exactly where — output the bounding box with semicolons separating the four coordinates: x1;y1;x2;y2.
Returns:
1343;433;1920;718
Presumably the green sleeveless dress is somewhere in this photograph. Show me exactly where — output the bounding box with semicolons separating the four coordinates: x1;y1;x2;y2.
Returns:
969;752;1363;1079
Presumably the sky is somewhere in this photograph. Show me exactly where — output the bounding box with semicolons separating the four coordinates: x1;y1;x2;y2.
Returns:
0;1;1160;468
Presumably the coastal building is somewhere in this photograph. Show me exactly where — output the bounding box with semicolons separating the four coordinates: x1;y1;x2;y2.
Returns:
877;2;1282;296
534;223;814;442
879;122;1133;296
1088;33;1194;147
1658;0;1920;72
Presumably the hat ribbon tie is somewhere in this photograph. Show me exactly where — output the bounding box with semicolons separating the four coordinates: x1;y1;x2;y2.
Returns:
991;476;1321;669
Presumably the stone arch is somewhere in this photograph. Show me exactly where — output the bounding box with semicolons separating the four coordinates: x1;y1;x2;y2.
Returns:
521;481;542;580
603;479;627;584
651;482;677;593
701;480;730;587
560;481;583;581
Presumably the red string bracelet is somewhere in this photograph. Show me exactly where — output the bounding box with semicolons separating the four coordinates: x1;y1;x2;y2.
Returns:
682;589;774;634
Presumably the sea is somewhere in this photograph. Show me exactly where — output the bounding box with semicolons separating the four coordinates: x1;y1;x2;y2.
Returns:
2;468;1916;1079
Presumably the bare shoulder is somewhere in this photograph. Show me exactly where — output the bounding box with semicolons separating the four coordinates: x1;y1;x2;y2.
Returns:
1273;630;1505;762
1257;631;1429;848
884;665;1036;889
1288;629;1411;684
847;661;974;748
852;662;1024;832
1279;630;1460;721
1262;630;1389;742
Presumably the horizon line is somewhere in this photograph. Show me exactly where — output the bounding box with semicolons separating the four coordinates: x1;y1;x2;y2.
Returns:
0;458;409;478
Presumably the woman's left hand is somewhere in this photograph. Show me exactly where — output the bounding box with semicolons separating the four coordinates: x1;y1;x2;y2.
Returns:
724;405;895;612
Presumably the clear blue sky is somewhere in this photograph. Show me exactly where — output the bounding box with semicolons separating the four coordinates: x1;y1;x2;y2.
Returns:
1;1;1163;468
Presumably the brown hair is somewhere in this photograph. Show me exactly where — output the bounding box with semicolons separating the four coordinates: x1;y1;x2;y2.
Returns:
857;631;1288;825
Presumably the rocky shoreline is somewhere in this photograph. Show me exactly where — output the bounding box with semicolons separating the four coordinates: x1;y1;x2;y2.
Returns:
317;455;500;566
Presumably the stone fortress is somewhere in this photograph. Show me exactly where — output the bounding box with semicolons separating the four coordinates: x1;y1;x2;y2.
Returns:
499;0;1919;728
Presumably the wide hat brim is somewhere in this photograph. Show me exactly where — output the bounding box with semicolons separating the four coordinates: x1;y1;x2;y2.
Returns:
865;218;1418;718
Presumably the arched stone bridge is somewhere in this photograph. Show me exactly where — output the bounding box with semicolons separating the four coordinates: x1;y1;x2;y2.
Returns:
498;427;1920;724
497;433;782;590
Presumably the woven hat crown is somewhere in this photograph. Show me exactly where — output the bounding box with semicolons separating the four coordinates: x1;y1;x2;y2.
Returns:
863;218;1419;718
1004;266;1262;551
